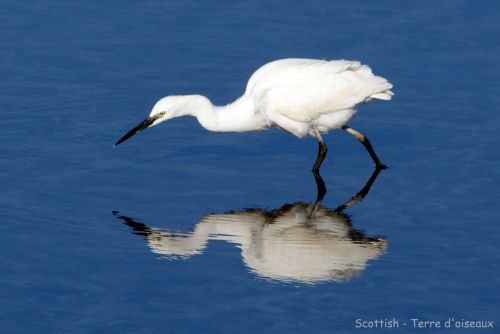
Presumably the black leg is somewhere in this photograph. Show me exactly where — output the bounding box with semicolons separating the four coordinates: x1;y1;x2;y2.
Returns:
342;126;387;169
313;140;328;171
312;170;327;202
312;126;328;171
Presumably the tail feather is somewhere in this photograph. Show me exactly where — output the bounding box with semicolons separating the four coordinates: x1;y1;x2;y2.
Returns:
370;90;393;100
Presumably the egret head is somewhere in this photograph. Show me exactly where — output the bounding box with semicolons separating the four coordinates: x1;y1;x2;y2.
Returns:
114;95;202;147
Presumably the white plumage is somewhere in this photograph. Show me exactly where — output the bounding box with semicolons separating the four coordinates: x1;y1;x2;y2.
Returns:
247;59;392;135
115;58;393;170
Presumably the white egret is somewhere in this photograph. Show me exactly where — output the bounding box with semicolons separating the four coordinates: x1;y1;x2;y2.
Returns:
115;58;393;170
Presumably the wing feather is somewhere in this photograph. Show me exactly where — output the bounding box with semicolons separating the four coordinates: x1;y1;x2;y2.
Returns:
246;59;393;123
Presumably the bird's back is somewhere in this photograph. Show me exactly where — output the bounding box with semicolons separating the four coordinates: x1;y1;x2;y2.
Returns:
245;59;393;131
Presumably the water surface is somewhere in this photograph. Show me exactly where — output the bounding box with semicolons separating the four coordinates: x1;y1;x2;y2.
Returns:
1;1;499;333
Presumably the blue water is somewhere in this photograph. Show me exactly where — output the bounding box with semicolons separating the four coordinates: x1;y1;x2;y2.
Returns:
1;1;499;333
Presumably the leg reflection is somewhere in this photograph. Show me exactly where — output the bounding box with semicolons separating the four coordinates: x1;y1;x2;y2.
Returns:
309;167;385;217
335;166;385;212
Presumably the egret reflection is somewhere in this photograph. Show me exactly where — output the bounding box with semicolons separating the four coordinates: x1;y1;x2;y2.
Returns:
114;168;387;284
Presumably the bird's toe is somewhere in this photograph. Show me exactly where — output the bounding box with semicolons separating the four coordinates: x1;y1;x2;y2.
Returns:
376;163;389;170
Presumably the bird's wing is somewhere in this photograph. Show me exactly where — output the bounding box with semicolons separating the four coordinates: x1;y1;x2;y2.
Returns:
246;59;392;123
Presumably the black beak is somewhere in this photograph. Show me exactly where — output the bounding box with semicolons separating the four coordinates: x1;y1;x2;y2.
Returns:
114;114;161;147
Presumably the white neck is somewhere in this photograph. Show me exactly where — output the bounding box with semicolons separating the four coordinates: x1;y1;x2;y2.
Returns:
161;95;268;132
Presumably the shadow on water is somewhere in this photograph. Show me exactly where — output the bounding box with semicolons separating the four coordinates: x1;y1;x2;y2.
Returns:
113;168;387;284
